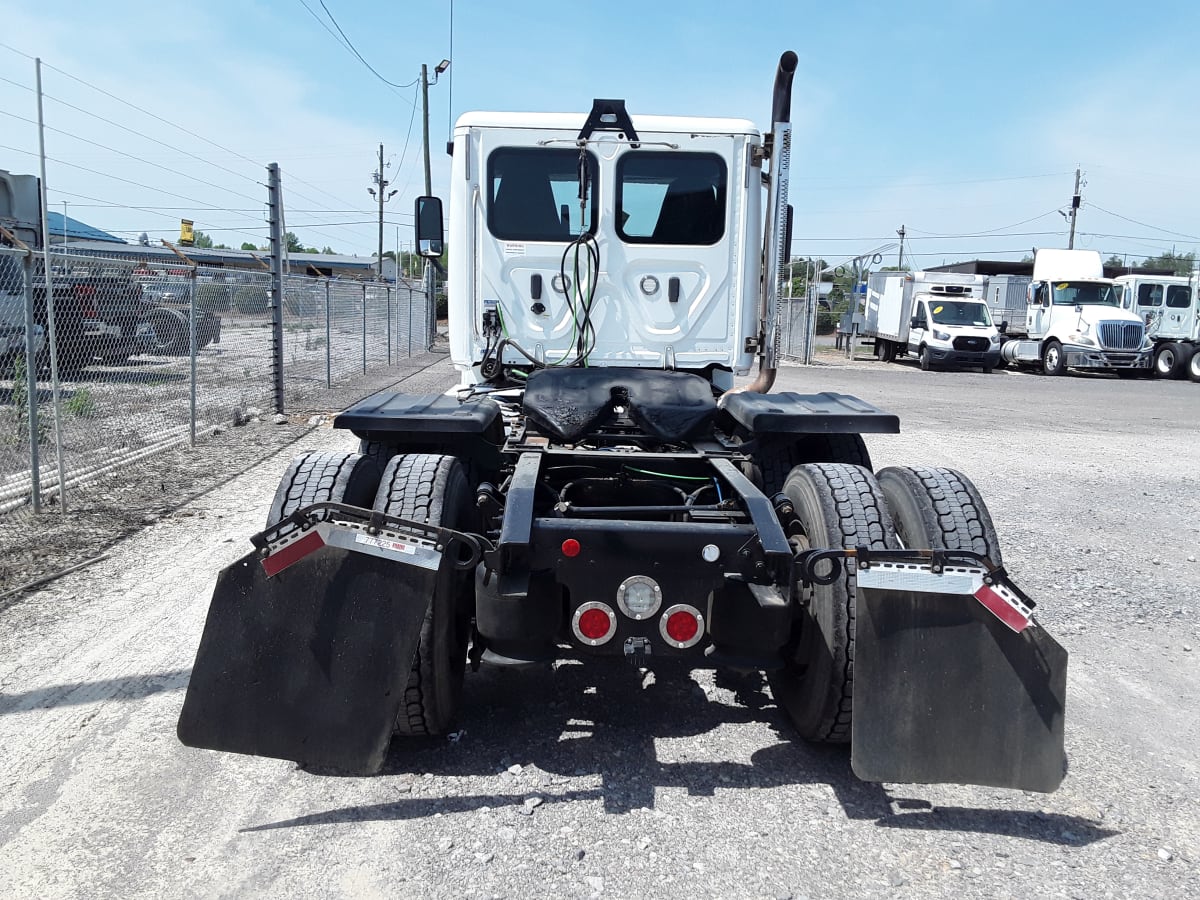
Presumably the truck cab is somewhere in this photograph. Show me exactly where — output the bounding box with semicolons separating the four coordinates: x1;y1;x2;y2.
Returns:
905;281;999;371
1000;249;1151;376
1114;274;1198;379
446;110;762;390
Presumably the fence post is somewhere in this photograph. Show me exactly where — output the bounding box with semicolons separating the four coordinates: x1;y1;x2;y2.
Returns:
19;252;41;513
189;264;197;446
361;283;367;375
324;280;332;388
386;287;392;366
266;162;286;414
407;284;413;357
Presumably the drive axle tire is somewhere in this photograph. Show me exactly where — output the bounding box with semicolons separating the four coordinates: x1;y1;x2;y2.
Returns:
374;453;475;737
919;345;932;371
147;308;190;355
1042;340;1067;376
754;434;873;496
876;466;1003;567
768;463;897;743
266;450;380;528
1153;342;1188;380
1189;348;1200;382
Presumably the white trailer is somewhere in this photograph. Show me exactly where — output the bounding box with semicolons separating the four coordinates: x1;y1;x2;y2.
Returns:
999;249;1151;377
863;270;999;371
1114;274;1200;381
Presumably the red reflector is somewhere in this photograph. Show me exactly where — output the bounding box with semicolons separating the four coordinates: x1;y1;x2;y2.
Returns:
561;538;581;558
577;608;611;640
665;611;699;644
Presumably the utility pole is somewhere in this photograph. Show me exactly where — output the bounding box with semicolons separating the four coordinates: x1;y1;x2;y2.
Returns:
421;60;449;346
1067;168;1081;250
896;224;906;269
368;143;397;281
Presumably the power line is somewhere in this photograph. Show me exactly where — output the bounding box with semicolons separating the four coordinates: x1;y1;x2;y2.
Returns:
0;108;264;204
907;209;1063;238
295;0;416;98
1084;203;1200;242
0;75;265;188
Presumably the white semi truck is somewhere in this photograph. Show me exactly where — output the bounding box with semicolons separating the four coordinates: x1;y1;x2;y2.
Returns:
999;249;1151;377
1114;274;1200;381
863;270;1000;371
177;53;1068;793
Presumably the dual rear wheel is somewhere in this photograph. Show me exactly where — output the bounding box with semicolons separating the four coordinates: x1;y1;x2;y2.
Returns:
267;449;474;738
768;461;1001;742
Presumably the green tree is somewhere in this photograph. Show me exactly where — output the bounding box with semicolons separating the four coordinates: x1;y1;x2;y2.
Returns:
1140;250;1195;276
285;231;304;253
192;230;214;249
1104;254;1126;269
320;246;335;255
240;242;258;251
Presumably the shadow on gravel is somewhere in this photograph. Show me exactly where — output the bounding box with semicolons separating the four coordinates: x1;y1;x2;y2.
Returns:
244;661;901;830
0;667;190;715
243;661;1115;845
874;805;1117;846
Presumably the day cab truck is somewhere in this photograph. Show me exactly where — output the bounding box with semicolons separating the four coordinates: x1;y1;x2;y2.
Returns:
177;52;1068;794
863;270;1000;371
1114;273;1200;382
999;248;1151;377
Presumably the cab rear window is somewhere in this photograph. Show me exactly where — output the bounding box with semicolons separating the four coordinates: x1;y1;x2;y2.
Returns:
487;148;597;242
616;152;726;245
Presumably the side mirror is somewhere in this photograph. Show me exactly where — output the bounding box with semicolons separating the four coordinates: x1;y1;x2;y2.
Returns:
415;196;444;258
909;316;920;329
999;320;1009;334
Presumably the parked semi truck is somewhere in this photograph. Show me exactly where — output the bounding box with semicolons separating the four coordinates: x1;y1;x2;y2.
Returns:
999;249;1150;376
864;270;1000;371
1114;274;1200;382
178;53;1067;792
0;169;220;373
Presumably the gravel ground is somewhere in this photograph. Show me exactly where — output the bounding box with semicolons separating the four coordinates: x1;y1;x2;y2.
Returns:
0;352;1197;899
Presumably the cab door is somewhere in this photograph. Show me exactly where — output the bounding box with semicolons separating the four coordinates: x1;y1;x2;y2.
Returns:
908;299;929;351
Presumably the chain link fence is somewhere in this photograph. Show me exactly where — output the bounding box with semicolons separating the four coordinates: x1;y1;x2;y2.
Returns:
0;244;429;538
778;294;819;363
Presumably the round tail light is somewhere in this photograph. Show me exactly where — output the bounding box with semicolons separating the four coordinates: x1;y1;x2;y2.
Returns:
572;602;617;646
659;604;704;649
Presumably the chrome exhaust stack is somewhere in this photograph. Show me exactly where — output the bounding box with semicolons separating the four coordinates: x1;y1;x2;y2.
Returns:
734;50;797;397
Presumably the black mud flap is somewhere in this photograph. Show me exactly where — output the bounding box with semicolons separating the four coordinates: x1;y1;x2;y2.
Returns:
851;582;1068;793
177;543;442;774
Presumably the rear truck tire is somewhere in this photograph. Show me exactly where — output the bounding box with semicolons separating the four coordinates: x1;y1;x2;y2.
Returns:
374;453;475;737
1153;342;1188;379
919;345;932;371
876;466;1003;568
1042;340;1066;376
1189;347;1200;382
754;434;873;496
147;308;189;355
882;340;896;362
265;450;380;528
359;438;399;476
768;463;897;743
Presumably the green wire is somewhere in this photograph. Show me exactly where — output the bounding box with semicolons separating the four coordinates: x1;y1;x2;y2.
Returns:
496;303;509;337
623;466;711;482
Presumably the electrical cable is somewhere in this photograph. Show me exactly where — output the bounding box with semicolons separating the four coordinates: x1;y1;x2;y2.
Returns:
312;0;419;93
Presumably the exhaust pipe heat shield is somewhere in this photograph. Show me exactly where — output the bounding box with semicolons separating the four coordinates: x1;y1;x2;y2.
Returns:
177;543;442;774
851;581;1067;793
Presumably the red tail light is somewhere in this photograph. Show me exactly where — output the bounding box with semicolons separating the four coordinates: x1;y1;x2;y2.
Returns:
660;604;704;649
73;283;98;318
571;602;616;646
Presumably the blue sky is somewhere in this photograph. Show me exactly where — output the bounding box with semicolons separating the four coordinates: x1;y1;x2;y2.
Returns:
2;0;1198;266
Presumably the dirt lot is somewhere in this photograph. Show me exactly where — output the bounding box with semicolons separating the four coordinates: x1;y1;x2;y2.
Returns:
0;354;1197;899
